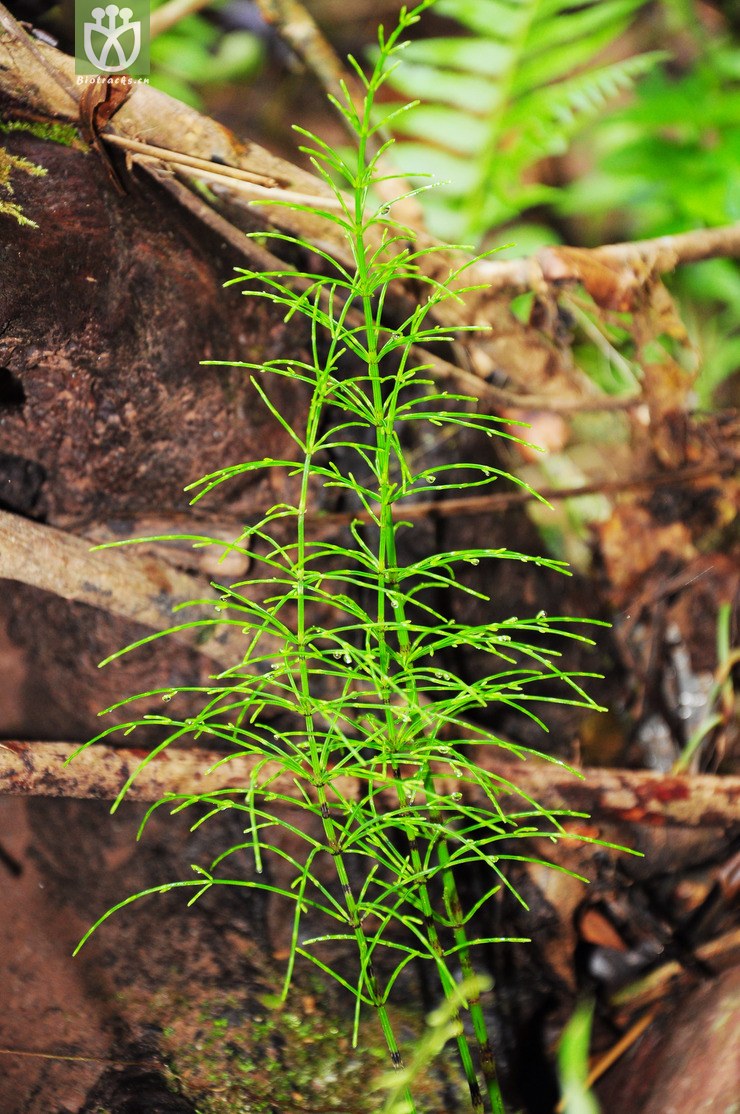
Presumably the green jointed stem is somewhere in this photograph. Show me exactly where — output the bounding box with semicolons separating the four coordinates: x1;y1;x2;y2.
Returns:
351;106;492;1103
291;330;411;1106
428;779;506;1114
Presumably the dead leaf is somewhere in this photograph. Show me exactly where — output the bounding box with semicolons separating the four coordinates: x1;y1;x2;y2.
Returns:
597;503;697;594
540;246;649;312
579;907;628;951
79;76;133;193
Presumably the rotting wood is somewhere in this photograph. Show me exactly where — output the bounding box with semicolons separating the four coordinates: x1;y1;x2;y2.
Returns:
1;741;738;834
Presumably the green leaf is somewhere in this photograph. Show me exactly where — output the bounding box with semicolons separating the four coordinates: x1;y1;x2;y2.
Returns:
558;1002;600;1114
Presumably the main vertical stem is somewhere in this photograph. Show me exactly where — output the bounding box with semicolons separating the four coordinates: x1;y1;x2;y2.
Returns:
349;193;489;1114
348;84;508;1108
291;307;414;1109
427;778;506;1114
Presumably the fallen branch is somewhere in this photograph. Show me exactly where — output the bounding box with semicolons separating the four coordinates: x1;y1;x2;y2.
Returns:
0;510;246;667
314;459;739;527
475;226;740;296
2;742;738;833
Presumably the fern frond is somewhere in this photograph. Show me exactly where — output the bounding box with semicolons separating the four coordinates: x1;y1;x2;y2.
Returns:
507;51;668;166
384;0;662;241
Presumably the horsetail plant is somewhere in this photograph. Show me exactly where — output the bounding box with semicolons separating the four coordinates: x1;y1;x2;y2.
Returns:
73;5;613;1111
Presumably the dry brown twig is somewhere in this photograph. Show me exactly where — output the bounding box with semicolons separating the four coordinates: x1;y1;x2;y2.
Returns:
475;226;740;296
2;742;739;834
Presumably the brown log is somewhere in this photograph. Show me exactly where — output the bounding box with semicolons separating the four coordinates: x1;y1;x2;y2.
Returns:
2;741;738;834
0;20;310;730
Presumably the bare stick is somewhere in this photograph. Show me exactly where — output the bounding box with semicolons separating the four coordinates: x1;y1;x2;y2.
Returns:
2;742;738;833
107;134;346;208
103;135;281;187
475;226;740;295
